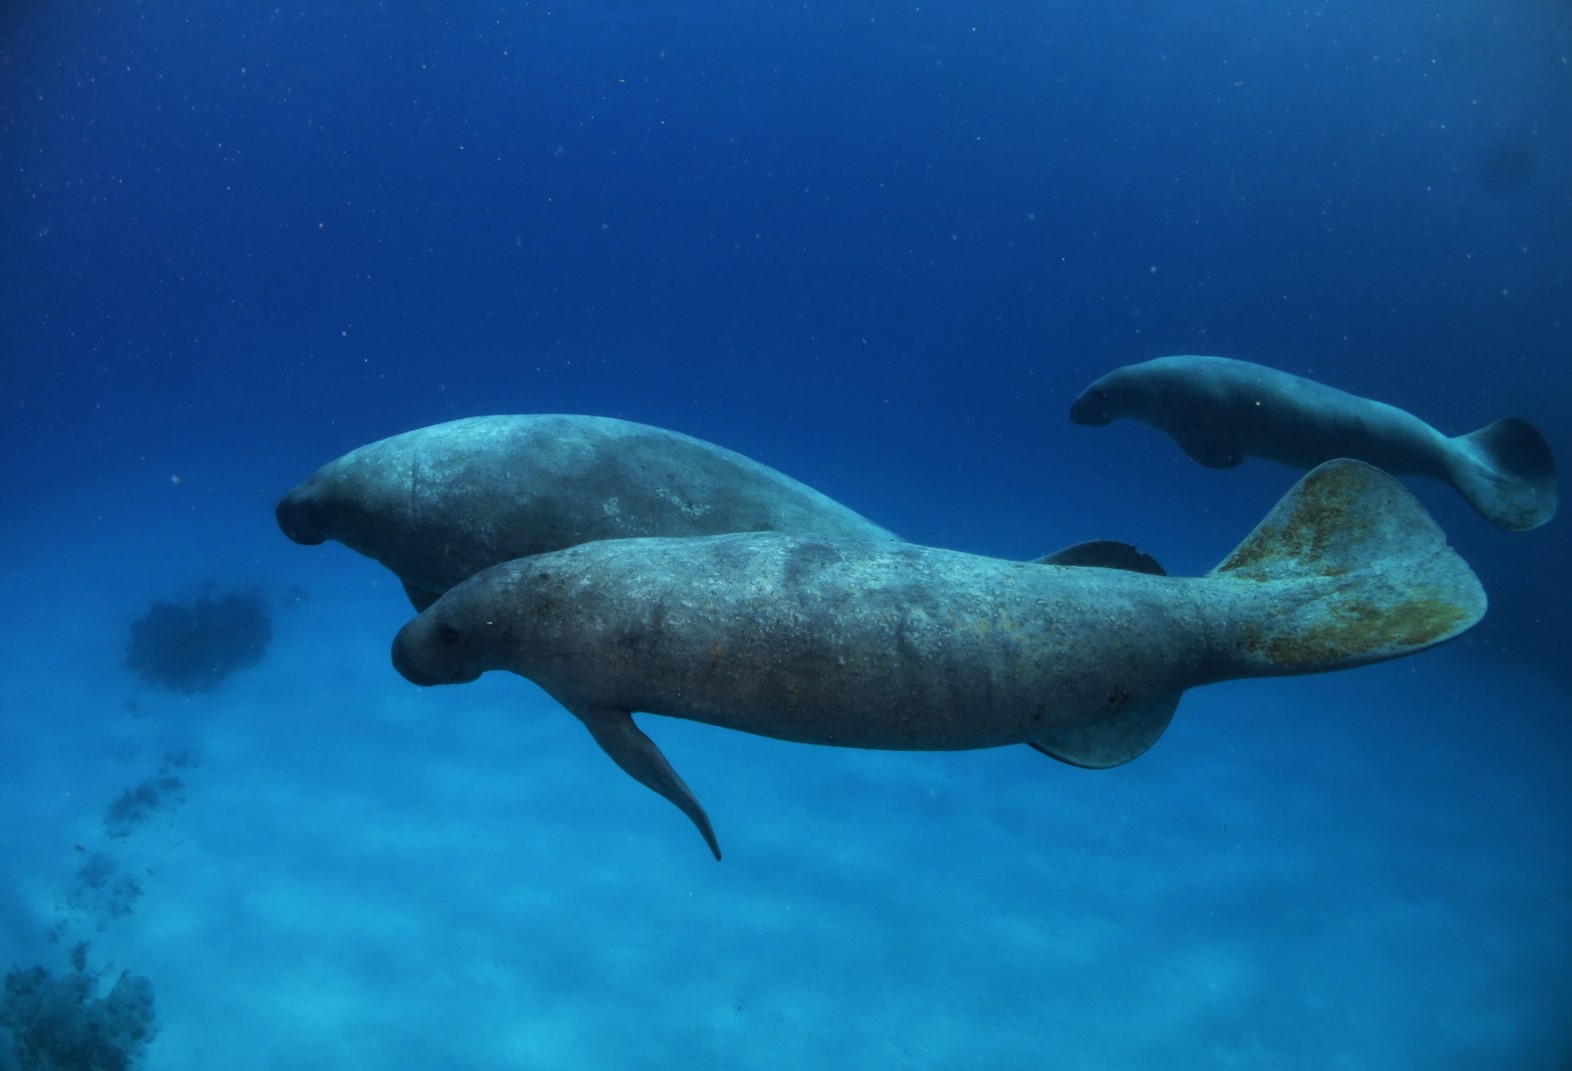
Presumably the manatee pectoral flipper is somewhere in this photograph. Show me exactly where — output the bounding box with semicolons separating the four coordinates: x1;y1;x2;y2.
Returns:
575;707;722;860
1449;417;1557;531
1172;426;1244;469
1209;458;1487;675
402;581;441;613
1031;692;1181;768
1024;546;1168;765
1035;539;1166;575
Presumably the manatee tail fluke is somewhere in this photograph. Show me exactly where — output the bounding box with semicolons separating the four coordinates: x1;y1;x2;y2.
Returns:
1448;417;1557;531
1208;459;1486;676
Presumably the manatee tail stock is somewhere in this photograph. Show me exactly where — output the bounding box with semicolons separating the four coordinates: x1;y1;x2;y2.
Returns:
1208;458;1486;678
1446;417;1557;531
1031;460;1485;772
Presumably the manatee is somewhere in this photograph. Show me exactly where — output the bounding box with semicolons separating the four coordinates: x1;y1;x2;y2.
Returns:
276;414;898;609
392;459;1486;859
1070;354;1557;531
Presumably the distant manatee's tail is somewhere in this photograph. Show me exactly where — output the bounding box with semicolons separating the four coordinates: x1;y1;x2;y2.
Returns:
1208;459;1486;677
1446;417;1557;531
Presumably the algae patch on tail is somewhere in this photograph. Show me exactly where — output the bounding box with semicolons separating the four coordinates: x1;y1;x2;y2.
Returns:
1211;461;1384;582
1242;589;1479;671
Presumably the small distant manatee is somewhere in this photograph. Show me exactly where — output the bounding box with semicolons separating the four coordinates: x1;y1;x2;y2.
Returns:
1070;355;1557;531
392;460;1486;859
276;415;898;609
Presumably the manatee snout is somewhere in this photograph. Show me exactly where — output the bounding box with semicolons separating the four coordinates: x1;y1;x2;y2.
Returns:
392;615;482;687
1069;385;1115;426
275;488;327;545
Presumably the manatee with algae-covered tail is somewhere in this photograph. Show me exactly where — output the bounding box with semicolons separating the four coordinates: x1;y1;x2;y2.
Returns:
393;460;1487;859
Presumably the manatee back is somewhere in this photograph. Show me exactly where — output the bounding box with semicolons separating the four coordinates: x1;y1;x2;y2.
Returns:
1073;355;1453;475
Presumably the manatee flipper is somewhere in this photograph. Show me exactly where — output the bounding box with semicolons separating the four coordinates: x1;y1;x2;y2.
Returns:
1448;417;1557;530
1035;540;1166;576
575;706;722;860
1023;542;1176;762
1029;692;1180;768
402;582;442;612
1172;427;1244;468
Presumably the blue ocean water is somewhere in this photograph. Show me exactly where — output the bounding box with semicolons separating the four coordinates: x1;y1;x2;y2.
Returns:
2;0;1569;1067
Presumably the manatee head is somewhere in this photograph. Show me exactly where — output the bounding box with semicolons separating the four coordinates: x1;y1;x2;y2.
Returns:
1071;357;1201;426
1069;368;1137;425
275;466;384;549
275;480;331;545
392;600;486;687
276;419;559;597
1069;384;1115;425
275;436;442;590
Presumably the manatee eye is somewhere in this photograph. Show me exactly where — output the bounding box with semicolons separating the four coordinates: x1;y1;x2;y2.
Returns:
437;623;463;645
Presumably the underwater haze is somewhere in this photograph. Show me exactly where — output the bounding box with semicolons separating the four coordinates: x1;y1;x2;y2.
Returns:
2;1;1570;1068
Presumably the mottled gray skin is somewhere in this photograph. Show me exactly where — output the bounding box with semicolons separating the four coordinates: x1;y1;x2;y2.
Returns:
277;414;897;607
1071;355;1556;530
393;460;1486;858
